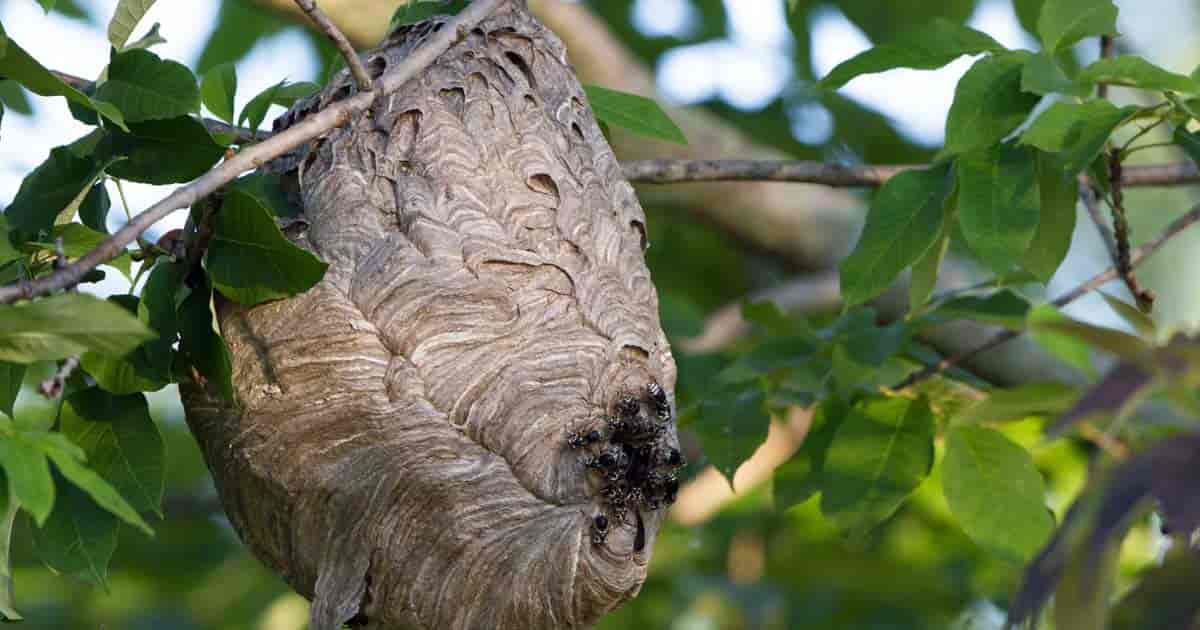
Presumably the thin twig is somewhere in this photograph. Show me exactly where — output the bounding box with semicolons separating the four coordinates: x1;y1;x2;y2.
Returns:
1081;183;1120;264
1098;35;1114;100
1097;29;1154;311
0;0;504;305
38;238;79;399
50;70;267;145
1107;151;1156;310
894;202;1200;389
292;0;373;92
620;159;1200;188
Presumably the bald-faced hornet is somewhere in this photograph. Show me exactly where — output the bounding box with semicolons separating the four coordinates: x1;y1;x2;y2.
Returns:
585;446;630;481
566;428;602;450
590;514;609;545
647;382;670;420
615;395;640;418
661;447;684;468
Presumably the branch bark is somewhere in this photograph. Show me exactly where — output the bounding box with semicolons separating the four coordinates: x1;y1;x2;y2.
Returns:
292;0;373;91
621;159;1200;188
0;0;505;305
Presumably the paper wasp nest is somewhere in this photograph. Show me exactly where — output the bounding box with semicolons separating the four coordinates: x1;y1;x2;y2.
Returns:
181;2;680;628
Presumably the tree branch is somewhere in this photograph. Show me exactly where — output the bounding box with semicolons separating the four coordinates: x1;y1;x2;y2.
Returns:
0;0;506;305
894;201;1200;389
621;159;1200;188
292;0;373;91
1107;151;1156;310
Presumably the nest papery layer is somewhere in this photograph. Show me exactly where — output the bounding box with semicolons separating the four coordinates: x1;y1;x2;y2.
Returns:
181;2;678;629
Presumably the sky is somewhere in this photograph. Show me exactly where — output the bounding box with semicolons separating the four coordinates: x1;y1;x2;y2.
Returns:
1;0;1197;322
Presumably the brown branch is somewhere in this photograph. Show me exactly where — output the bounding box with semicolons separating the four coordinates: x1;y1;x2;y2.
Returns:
1081;183;1120;264
37;238;79;399
0;0;505;305
894;201;1200;389
621;159;1200;188
1108;151;1156;310
50;70;267;145
292;0;373;91
1098;35;1114;100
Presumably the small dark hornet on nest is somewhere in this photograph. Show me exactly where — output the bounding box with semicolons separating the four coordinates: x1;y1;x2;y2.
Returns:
568;382;686;547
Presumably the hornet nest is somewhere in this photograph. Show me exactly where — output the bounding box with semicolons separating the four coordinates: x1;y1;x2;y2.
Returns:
180;1;681;628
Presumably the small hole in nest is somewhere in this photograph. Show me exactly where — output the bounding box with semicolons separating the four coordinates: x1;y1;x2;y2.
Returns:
367;56;387;79
504;51;536;88
527;174;560;204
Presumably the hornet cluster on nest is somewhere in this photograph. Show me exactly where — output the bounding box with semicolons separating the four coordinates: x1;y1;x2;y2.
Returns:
566;382;685;547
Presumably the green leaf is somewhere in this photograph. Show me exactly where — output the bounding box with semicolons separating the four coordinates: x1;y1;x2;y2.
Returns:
0;479;22;621
774;397;847;510
909;232;949;314
956;143;1040;273
0;363;21;419
1021;51;1089;97
1099;293;1156;338
1037;0;1118;54
932;289;1032;329
821;396;935;536
30;482;119;586
102;116;224;184
206;189;328;305
0;81;32;117
1174;126;1200;166
819;19;1005;90
693;386;771;488
954;382;1080;424
0;217;18;268
1027;304;1093;375
839;165;951;306
1022;152;1078;281
200;62;237;124
1076;55;1197;94
80;350;166;395
29;432;152;534
230;172;301;218
48;223;108;259
0;294;155;364
178;282;234;404
271;81;319;107
82;279;177;395
123;22;166;51
5;146;105;234
78;182;112;234
138;260;186;338
0;433;53;525
1029;310;1150;360
61;389;164;515
389;0;470;28
909;186;956;313
1020;100;1137;173
582;85;687;144
1110;550;1200;630
238;81;282;132
93;49;199;122
0;36;126;129
36;0;57;12
941;52;1039;157
107;0;157;50
943;425;1053;560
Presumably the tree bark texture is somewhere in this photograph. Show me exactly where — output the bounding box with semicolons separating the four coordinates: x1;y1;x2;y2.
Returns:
181;3;681;628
